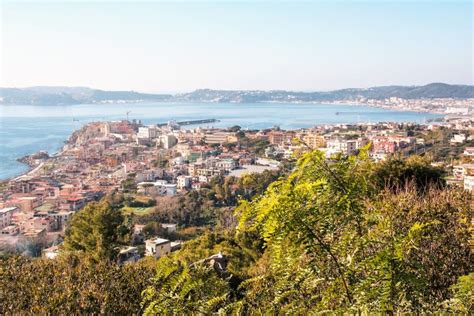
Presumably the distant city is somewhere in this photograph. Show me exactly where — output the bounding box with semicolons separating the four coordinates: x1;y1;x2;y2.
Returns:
1;83;473;116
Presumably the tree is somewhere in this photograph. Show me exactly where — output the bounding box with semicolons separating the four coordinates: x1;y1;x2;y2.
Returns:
236;149;374;310
354;187;473;312
0;253;156;315
234;149;472;313
63;200;129;260
446;273;474;313
141;221;166;238
373;155;445;191
228;125;241;132
142;257;231;315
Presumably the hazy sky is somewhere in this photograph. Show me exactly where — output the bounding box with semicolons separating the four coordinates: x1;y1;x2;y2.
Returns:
1;1;472;92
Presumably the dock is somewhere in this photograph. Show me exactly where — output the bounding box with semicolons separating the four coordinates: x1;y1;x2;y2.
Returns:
157;119;219;127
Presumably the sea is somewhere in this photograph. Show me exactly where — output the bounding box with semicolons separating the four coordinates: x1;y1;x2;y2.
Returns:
0;102;442;180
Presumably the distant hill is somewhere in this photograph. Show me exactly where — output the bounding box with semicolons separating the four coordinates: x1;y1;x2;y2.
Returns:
175;83;474;103
0;86;172;105
1;83;472;105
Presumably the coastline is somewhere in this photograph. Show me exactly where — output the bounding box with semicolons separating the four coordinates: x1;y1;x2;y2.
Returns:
1;146;66;184
259;100;446;115
0;102;447;182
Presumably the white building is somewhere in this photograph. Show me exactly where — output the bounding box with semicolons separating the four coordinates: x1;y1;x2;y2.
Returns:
463;147;474;157
256;158;280;168
137;126;158;140
453;164;474;180
198;175;210;183
135;169;165;183
446;107;469;114
463;176;474;192
326;139;360;156
370;152;388;162
145;237;171;258
0;207;18;229
177;175;192;189
215;159;236;172
137;181;177;196
161;223;177;233
42;245;60;259
118;246;140;264
450;134;466;144
164;184;177;196
159;134;178;149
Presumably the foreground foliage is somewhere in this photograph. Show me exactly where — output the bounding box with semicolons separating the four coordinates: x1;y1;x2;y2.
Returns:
0;253;155;315
1;151;472;314
232;151;472;313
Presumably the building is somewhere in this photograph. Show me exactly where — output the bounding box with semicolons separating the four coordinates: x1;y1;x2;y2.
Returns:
327;139;360;155
1;225;20;236
189;162;224;177
372;138;397;155
463;147;474;157
463;176;474;192
135;170;163;183
17;196;41;213
42;245;60;259
177;175;192;189
0;207;18;229
117;246;140;264
453;164;474;180
215;158;236;172
267;131;294;146
159;134;178;149
302;133;326;148
47;211;74;230
204;132;237;145
137;181;177;196
450;134;466;144
161;223;177;233
20;228;47;247
137;126;158;140
145;237;171;258
446;107;469;114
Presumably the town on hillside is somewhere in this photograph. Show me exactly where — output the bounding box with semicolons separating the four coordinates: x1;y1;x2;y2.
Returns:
1;115;474;259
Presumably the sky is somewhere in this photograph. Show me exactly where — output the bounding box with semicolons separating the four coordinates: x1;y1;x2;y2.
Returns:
0;0;472;92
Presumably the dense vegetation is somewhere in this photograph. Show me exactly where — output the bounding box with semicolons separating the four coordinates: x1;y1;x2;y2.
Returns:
1;149;472;314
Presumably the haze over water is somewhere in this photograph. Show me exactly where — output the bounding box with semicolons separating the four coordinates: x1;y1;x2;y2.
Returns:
0;102;441;180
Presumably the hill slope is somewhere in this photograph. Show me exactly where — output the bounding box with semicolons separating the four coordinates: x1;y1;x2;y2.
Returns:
0;87;172;105
1;83;472;105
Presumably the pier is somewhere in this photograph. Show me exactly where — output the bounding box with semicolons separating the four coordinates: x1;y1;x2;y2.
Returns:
157;118;219;127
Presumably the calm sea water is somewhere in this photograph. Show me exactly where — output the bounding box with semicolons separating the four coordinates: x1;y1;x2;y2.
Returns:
0;102;441;180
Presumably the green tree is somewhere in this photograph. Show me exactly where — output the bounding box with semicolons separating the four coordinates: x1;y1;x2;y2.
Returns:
0;253;156;315
142;257;231;315
236;149;374;310
64;200;129;260
234;149;472;313
445;272;474;313
373;155;445;191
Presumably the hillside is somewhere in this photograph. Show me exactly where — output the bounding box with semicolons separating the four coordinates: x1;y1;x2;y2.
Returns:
176;83;474;103
0;83;472;105
0;87;172;105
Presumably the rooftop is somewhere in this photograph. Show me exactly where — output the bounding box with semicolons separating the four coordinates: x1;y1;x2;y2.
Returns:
0;207;18;214
146;237;170;245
